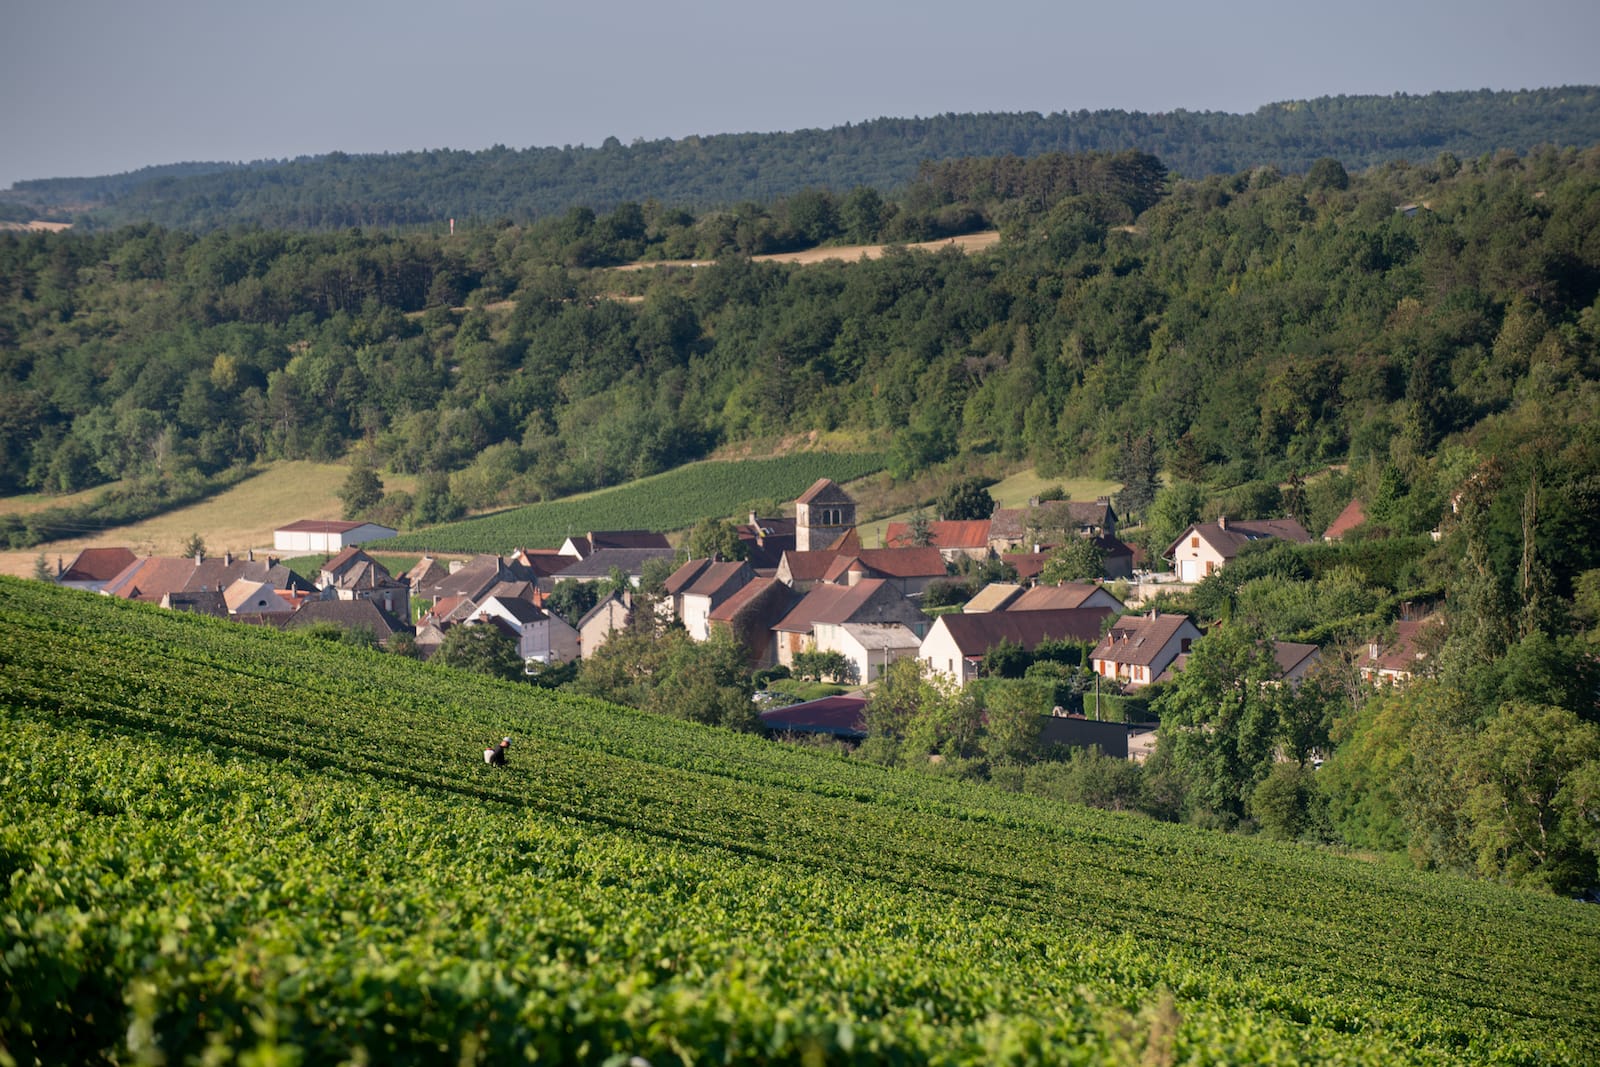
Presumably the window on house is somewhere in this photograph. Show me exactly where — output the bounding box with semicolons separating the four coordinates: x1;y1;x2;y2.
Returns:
1181;638;1192;653
1190;536;1199;548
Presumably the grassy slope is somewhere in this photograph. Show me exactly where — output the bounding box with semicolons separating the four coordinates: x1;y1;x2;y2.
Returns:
0;462;420;579
856;471;1120;549
2;577;1597;1064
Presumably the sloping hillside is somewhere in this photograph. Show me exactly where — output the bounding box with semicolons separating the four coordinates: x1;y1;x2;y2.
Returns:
2;578;1596;1064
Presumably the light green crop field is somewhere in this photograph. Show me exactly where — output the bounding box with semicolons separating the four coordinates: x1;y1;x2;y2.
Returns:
2;577;1597;1065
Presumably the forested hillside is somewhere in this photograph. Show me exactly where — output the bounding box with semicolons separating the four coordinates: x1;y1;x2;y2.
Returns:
3;577;1597;1064
4;87;1598;230
3;144;1597;563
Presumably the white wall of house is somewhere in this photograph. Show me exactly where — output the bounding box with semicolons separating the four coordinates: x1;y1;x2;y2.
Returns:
682;593;716;641
813;622;920;684
1092;623;1199;690
918;620;978;686
1170;529;1227;583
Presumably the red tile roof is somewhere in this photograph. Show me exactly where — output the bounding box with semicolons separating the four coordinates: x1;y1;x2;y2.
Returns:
1322;499;1367;540
883;520;992;550
58;547;137;583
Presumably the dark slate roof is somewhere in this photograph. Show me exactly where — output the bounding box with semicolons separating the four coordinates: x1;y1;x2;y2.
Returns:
553;546;678;581
478;596;547;625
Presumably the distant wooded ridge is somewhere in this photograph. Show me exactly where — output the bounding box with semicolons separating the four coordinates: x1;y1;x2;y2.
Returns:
4;86;1598;231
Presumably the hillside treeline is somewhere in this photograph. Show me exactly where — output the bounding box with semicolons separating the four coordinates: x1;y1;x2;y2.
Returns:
5;87;1599;231
1;144;1598;557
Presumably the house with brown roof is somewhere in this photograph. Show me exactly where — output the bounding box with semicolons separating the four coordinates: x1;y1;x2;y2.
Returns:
1322;499;1367;542
54;547;137;592
989;499;1118;554
663;559;755;639
709;578;798;669
102;552;312;605
921;607;1116;685
963;582;1026;612
1000;551;1053;584
413;554;546;605
1090;611;1202;689
882;519;994;563
1165;516;1312;583
822;547;947;599
282;599;412;647
510;547;577;582
319;547;410;618
273;519;397;553
772;578;931;681
1006;583;1126;614
1359;618;1440;684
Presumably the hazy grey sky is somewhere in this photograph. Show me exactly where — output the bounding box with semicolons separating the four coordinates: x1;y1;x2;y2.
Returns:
4;0;1597;190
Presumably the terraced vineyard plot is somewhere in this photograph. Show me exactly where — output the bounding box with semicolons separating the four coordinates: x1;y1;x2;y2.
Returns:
2;578;1597;1065
383;452;885;553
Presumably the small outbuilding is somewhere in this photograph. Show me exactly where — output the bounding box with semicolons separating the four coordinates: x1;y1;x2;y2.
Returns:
273;519;397;554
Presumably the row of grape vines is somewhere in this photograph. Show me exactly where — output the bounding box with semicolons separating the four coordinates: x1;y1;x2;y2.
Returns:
2;578;1597;1064
381;452;886;553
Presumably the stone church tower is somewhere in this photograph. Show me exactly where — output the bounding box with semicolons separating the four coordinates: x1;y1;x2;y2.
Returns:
794;478;856;551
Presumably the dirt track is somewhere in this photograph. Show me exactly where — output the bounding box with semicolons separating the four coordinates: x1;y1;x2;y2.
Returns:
613;231;1000;271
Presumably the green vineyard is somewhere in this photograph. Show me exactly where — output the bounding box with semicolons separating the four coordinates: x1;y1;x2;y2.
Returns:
384;453;887;553
2;577;1597;1064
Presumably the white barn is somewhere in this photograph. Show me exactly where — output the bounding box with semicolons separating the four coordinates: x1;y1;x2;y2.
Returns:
273;519;398;554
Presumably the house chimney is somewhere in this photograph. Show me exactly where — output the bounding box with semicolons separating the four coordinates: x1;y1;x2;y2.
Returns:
56;556;63;578
1148;608;1157;620
195;551;204;565
247;548;255;562
1218;515;1228;530
224;551;233;566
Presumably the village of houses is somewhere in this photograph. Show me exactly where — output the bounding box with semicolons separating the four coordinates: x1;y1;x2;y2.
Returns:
49;478;1420;760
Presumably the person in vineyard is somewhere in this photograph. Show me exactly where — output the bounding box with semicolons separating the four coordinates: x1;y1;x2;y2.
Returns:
484;736;510;766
